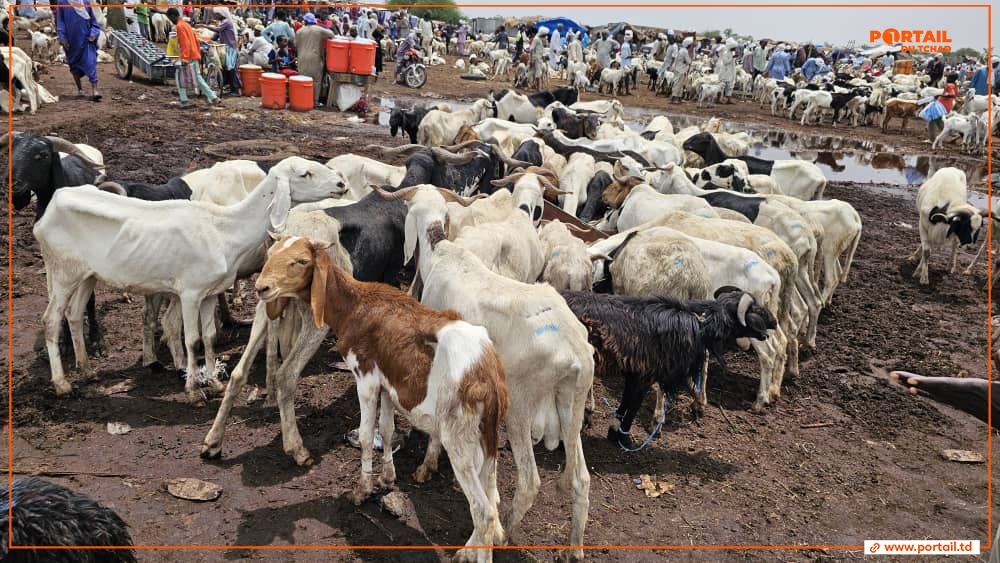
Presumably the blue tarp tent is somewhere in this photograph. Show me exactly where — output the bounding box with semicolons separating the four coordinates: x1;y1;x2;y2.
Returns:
534;17;587;37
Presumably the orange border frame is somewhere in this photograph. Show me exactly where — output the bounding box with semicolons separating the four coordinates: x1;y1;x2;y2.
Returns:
5;1;993;555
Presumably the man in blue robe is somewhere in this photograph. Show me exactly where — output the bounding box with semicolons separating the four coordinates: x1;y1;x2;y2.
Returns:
56;0;101;101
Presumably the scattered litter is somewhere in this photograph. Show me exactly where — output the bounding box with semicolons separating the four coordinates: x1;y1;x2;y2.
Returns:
347;428;407;453
800;422;834;429
380;491;414;519
894;221;913;230
106;422;132;435
137;94;146;100
100;379;135;395
346;116;364;124
229;113;247;120
634;474;674;498
165;478;223;501
940;449;985;464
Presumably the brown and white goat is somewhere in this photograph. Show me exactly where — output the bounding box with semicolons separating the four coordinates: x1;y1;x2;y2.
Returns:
256;236;509;562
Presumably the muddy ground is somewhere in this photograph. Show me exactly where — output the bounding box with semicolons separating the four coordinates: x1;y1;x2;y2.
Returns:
1;50;996;562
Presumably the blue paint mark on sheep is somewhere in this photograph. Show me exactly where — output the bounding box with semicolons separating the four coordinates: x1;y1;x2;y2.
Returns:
766;250;776;257
551;251;560;258
744;260;761;271
674;258;684;265
790;223;803;230
535;324;559;336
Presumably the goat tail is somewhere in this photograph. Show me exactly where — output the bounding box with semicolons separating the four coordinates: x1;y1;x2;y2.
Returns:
841;224;863;283
97;181;127;196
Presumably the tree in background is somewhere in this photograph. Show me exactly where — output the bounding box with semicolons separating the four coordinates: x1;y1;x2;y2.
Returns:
387;0;463;24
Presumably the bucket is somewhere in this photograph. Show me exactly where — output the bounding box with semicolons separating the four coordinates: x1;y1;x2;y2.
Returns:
288;75;314;111
165;32;179;56
260;72;288;109
326;37;350;73
349;38;376;75
239;64;263;97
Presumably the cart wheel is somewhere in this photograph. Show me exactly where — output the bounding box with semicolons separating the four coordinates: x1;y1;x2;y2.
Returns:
114;47;133;79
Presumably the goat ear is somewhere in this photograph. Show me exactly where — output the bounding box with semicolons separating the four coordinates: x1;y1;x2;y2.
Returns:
713;285;742;299
265;298;288;321
310;248;331;329
269;175;292;230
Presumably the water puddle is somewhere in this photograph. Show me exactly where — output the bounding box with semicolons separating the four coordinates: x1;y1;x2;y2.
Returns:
621;106;988;188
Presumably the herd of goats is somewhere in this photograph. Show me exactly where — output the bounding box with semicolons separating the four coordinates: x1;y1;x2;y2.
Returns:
6;12;996;553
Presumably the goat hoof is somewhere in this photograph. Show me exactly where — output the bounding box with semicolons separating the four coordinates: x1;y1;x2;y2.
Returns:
413;465;435;483
347;487;370;506
200;443;222;460
53;381;73;396
292;449;313;467
606;427;634;449
377;476;396;490
750;401;768;414
454;548;479;563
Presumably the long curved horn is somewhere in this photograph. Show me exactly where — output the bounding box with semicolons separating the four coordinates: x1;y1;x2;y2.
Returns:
373;185;422;202
737;293;754;327
539;176;570;196
482;138;533;168
368;143;425;156
440;139;484;152
430;146;479;165
0;131;23;147
435;188;485;207
490;172;525;188
98;181;127;196
564;222;593;234
45;136;104;169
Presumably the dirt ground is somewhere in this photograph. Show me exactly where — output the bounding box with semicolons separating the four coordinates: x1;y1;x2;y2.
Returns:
1;49;996;562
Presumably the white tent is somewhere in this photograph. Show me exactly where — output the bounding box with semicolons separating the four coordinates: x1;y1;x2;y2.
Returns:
861;44;903;58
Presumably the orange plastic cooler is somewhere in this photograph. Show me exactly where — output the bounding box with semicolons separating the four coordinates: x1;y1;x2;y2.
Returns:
288;75;314;111
349;39;376;75
260;72;288;109
326;37;350;72
239;64;263;96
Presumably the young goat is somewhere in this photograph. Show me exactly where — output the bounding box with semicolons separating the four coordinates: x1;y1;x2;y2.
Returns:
562;288;776;449
256;236;509;562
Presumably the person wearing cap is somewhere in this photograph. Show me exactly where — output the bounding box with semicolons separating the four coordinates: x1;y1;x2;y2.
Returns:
355;8;371;39
670;35;693;102
620;29;634;74
530;26;547;88
566;29;583;63
716;37;737;103
246;26;273;67
663;34;678;72
166;7;220;107
969;58;996;96
593;30;618;69
765;42;791;80
295;12;333;106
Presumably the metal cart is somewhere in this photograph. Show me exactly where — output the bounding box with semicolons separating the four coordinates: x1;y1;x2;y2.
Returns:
109;30;176;83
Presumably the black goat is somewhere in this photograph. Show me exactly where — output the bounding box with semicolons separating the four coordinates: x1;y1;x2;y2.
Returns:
562;287;776;449
511;139;544;166
683;132;774;175
577;170;614;223
322;191;411;287
551;107;598;139
493;86;579;108
98;178;192;201
388;105;436;144
383;141;530;197
5;132;104;219
539;130;651;167
1;477;137;563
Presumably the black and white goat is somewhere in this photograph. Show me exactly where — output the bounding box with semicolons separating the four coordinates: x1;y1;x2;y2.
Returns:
562;287;777;449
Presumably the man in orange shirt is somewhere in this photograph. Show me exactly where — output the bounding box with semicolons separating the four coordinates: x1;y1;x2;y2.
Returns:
166;7;220;107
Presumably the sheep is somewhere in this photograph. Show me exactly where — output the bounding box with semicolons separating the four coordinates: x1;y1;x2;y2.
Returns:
569;99;625;123
34;158;342;402
256;236;508;561
181;159;268;206
539;219;597;291
881;98;920;132
597;223;787;410
325;154;405;199
909;167;984;285
30;30;55;62
562;288;776;447
449;206;546;284
557;152;597;214
1;477;136;562
417;99;496;146
383;185;594;562
587;229;712;302
489;169;567;225
572;70;590;92
698;82;723;107
932;113;984;152
598;66;626;95
489;89;544;124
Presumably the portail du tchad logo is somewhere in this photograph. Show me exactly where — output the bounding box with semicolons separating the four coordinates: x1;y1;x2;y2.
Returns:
869;28;952;53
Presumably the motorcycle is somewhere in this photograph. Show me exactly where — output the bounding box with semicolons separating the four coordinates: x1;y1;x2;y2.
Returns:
396;47;428;89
